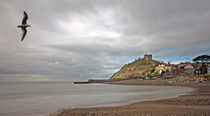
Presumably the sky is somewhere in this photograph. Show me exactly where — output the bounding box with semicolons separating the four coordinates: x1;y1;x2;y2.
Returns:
0;0;210;81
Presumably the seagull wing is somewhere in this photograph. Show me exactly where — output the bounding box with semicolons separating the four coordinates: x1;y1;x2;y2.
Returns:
22;11;28;24
21;28;27;41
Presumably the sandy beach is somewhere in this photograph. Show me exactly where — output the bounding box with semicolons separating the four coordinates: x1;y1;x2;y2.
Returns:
50;79;210;116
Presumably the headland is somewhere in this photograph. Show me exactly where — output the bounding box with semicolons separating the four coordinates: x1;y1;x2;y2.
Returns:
53;54;210;116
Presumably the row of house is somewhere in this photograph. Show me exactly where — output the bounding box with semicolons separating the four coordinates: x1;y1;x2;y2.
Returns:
154;62;210;76
142;54;209;76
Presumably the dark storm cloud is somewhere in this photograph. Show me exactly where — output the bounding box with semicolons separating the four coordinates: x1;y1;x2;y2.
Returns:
0;0;209;81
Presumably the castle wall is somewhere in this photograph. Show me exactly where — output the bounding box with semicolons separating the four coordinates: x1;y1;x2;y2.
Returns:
144;54;152;61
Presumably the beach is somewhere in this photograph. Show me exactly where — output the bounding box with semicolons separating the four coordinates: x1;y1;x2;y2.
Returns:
0;82;190;116
50;79;210;116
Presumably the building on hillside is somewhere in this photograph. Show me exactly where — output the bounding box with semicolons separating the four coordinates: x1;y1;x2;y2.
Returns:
194;65;201;75
171;64;178;71
155;64;166;74
165;62;173;72
166;65;172;72
184;64;194;74
194;69;200;75
194;63;201;75
178;64;185;68
144;54;152;61
174;68;185;75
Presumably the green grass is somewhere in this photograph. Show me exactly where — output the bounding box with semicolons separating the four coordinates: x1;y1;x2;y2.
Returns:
111;59;159;80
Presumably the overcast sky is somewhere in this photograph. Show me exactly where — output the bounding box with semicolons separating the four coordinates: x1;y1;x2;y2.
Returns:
0;0;209;81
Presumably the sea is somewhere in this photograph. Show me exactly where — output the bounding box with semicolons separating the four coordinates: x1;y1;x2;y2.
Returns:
0;81;193;116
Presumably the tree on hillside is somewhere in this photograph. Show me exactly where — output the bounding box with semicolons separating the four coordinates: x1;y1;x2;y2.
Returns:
193;55;210;62
193;55;209;74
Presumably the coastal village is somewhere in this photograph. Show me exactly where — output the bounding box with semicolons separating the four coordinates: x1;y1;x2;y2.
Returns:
109;54;210;83
67;54;210;116
56;54;210;116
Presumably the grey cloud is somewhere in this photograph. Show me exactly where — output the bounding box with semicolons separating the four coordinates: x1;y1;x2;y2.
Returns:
0;0;209;81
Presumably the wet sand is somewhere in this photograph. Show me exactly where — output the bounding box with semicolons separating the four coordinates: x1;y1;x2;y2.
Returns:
50;79;210;116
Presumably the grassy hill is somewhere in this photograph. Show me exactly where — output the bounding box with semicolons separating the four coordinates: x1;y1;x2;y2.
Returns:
110;58;159;80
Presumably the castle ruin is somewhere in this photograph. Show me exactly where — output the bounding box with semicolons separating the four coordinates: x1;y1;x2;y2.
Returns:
144;54;152;61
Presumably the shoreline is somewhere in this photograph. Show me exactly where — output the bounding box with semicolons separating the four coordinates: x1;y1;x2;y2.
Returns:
50;79;210;116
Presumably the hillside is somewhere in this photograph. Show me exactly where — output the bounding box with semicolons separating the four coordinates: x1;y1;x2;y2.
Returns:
110;58;159;80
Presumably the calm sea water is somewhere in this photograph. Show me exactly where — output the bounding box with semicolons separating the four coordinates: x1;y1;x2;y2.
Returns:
0;81;193;116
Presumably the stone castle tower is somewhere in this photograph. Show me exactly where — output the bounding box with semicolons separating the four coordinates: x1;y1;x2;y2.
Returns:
144;54;152;61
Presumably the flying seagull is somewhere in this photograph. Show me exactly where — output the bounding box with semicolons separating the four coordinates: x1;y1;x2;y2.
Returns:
17;11;30;41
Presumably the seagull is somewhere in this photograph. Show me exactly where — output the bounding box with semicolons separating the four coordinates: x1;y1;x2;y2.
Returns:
17;11;30;41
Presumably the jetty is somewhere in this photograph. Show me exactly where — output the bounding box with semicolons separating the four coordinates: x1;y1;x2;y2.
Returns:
74;79;109;84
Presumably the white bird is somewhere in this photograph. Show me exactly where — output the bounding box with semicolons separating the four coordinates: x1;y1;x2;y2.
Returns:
17;11;30;41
